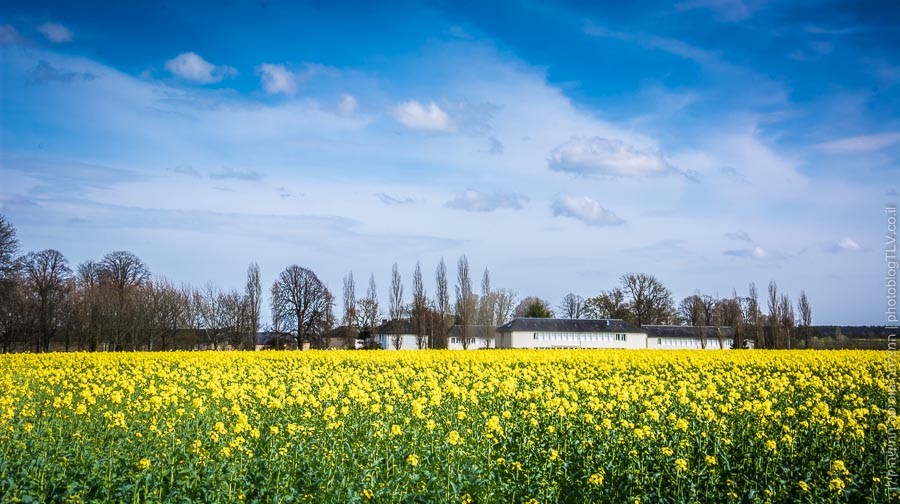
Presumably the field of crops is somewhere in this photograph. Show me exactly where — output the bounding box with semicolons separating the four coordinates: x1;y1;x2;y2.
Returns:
0;350;895;503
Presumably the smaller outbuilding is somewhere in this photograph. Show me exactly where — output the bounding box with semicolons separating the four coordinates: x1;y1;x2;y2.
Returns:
643;325;735;349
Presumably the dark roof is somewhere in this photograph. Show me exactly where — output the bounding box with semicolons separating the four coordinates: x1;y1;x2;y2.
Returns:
325;326;360;339
375;318;442;335
448;325;497;339
256;331;293;345
642;325;734;339
375;319;417;335
497;318;644;334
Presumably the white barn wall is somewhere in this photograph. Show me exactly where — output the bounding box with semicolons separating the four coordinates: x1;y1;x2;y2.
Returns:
648;337;733;350
500;330;648;349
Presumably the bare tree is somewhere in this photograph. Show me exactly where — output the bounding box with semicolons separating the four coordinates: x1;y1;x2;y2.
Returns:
678;294;703;326
716;292;743;349
22;249;72;352
199;283;228;350
100;251;150;292
389;263;405;350
142;277;186;351
411;262;429;349
342;271;357;348
433;258;450;349
99;251;150;350
357;274;380;348
798;290;812;348
275;265;331;348
493;288;517;325
699;295;716;326
620;273;674;326
319;288;336;342
454;256;475;349
748;282;762;348
0;215;21;353
780;293;795;349
0;214;18;279
221;289;251;350
559;293;585;319
476;268;495;325
269;281;290;348
767;280;780;349
245;263;262;349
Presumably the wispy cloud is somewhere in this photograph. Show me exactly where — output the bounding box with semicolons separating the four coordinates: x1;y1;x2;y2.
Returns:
170;165;201;178
446;190;527;212
256;63;326;95
814;132;900;153
276;186;297;198
36;22;73;43
723;246;768;259
165;52;237;84
0;25;26;45
585;22;721;66
551;195;624;226
724;229;752;242
29;61;97;84
338;93;358;114
209;167;263;181
485;137;504;155
392;100;454;132
673;0;763;22
548;137;674;177
375;193;415;205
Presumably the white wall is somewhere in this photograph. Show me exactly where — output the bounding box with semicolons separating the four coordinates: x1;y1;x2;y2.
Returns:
648;337;734;350
447;336;492;350
376;334;428;350
499;331;648;349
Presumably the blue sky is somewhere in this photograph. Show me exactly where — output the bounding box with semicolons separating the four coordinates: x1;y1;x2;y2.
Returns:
1;0;897;324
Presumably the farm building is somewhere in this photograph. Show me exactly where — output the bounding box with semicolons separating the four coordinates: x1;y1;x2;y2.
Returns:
447;325;497;350
643;325;735;349
496;318;647;349
375;319;426;350
496;318;737;350
373;319;497;350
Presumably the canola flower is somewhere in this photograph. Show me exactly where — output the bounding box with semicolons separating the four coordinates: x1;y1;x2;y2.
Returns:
0;349;894;503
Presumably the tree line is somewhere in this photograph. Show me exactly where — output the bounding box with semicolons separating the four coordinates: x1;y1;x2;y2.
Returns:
0;214;811;352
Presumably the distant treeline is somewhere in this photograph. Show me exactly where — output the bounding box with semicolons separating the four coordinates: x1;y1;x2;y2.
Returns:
1;212;883;353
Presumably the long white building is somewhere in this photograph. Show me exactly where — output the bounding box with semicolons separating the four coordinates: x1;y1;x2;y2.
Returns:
496;318;647;349
496;318;736;350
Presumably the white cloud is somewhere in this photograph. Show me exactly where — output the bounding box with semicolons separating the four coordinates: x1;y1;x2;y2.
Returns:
551;195;624;226
338;93;358;114
814;132;900;153
257;63;298;95
445;190;527;212
828;237;863;253
37;22;72;43
165;52;236;84
723;246;768;259
548;137;674;177
392;100;454;131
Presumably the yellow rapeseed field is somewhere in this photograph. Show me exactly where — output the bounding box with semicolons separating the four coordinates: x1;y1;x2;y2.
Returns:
0;350;896;503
